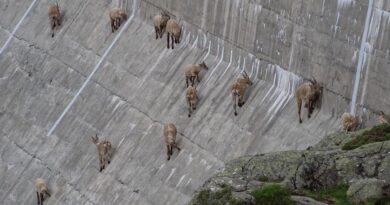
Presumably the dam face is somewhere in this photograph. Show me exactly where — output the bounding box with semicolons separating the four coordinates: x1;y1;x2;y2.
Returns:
0;0;389;204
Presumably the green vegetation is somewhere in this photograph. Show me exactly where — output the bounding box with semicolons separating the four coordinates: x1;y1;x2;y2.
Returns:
251;184;293;205
342;124;390;150
191;184;246;205
302;185;350;205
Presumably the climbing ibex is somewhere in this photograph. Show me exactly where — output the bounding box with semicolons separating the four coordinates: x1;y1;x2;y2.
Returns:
184;62;208;87
166;19;181;49
186;85;199;117
164;122;181;160
378;111;390;124
91;134;112;172
231;71;253;116
36;178;51;205
153;11;170;39
48;2;61;37
341;112;359;132
109;7;127;32
295;77;323;123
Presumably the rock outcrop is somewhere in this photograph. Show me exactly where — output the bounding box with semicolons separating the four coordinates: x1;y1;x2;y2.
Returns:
191;125;390;204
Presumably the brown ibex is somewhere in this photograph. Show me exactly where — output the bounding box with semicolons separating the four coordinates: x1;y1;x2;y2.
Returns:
378;111;390;124
91;134;112;172
184;62;208;87
109;7;127;32
231;71;253;116
166;19;181;49
164;122;181;160
341;112;358;132
186;85;199;117
153;12;170;39
295;77;323;123
48;2;61;38
36;178;51;205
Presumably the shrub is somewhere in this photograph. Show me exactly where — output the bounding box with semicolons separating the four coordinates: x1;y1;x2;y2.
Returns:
251;184;293;205
191;184;246;205
303;185;350;205
342;124;390;150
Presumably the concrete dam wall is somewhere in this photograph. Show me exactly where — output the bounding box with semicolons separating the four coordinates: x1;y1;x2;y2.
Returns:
0;0;389;204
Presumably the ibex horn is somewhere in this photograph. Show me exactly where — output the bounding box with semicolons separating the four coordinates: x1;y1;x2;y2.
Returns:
311;76;317;83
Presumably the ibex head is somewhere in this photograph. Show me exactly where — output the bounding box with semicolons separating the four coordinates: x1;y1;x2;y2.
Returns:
242;71;253;86
91;134;100;145
161;11;170;18
308;76;323;109
200;61;209;70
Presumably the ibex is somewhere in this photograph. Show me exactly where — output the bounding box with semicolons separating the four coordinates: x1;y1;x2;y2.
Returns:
295;77;323;123
166;19;181;49
378;111;390;124
341;112;358;132
164;122;181;160
48;2;61;38
186;85;199;117
184;62;208;87
231;71;253;116
153;12;170;39
109;7;127;32
36;178;51;205
91;134;112;172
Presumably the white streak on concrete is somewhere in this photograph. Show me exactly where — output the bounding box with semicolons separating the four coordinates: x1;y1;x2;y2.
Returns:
219;50;233;80
201;40;211;62
137;49;168;90
48;2;137;136
190;34;199;49
202;45;224;88
350;0;373;115
117;123;136;149
165;168;176;182
176;175;186;187
0;0;37;56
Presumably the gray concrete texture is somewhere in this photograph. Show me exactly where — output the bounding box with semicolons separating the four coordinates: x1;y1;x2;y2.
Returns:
0;0;388;204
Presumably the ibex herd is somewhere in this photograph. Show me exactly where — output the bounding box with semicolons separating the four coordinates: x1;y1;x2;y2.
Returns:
35;4;389;204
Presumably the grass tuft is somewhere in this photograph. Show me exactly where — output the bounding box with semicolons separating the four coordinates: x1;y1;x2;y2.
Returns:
342;124;390;150
302;185;350;205
191;184;245;205
251;184;293;205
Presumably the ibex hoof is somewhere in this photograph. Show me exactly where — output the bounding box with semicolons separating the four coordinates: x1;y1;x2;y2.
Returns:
234;112;237;116
308;115;311;118
167;157;170;161
108;161;111;164
299;120;302;124
188;114;191;117
193;107;196;110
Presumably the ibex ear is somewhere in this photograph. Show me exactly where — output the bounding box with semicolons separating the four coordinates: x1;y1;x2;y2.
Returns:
243;71;249;78
311;76;317;84
91;136;96;143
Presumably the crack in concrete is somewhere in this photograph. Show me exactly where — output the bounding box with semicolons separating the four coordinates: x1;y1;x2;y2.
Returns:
4;135;98;205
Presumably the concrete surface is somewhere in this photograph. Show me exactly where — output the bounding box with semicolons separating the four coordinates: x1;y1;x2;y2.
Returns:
0;0;389;204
